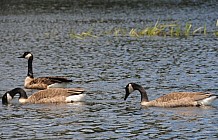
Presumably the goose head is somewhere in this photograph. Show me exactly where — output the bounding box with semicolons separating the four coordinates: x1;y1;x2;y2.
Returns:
125;83;149;102
2;92;12;105
18;52;33;59
2;88;28;105
125;83;141;100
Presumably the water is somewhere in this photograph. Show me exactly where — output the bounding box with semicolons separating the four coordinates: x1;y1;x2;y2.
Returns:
0;0;218;139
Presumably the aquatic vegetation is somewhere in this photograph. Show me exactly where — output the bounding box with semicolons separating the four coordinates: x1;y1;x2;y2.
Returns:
69;21;217;39
184;23;192;36
69;29;98;39
112;28;127;36
215;20;218;37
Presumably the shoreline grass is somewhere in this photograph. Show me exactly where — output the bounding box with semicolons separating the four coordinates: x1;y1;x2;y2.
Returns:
69;21;218;39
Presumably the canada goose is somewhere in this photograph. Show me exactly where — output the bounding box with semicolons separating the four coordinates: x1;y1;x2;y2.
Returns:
18;52;72;89
2;87;86;104
125;83;217;107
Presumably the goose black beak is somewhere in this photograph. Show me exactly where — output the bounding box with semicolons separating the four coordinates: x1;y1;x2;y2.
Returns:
18;56;24;58
2;94;8;105
124;88;130;100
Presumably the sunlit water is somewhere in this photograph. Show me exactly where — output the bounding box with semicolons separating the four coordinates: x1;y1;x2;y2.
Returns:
0;0;218;139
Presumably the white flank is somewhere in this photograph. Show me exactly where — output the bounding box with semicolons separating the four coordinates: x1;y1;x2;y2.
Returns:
199;96;217;106
47;83;68;88
128;84;134;93
19;98;27;103
65;94;86;102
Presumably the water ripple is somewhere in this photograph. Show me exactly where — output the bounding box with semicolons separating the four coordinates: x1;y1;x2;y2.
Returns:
1;0;218;139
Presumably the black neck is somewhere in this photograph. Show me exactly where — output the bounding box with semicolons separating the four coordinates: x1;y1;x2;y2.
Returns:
137;86;149;102
9;88;28;99
27;56;34;78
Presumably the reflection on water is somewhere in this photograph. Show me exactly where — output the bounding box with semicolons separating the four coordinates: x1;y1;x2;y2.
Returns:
0;0;218;139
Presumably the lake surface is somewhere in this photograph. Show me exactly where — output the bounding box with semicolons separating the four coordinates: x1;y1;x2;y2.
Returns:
0;0;218;139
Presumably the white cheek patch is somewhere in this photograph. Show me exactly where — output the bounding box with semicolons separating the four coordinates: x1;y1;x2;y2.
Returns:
25;53;32;59
7;93;13;101
128;84;134;93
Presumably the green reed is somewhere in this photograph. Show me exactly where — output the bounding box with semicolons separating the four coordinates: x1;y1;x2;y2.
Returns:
69;29;98;39
215;20;218;37
69;21;217;39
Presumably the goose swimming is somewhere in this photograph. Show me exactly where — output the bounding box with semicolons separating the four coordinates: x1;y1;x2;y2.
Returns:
19;52;72;89
125;83;217;107
2;87;85;104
